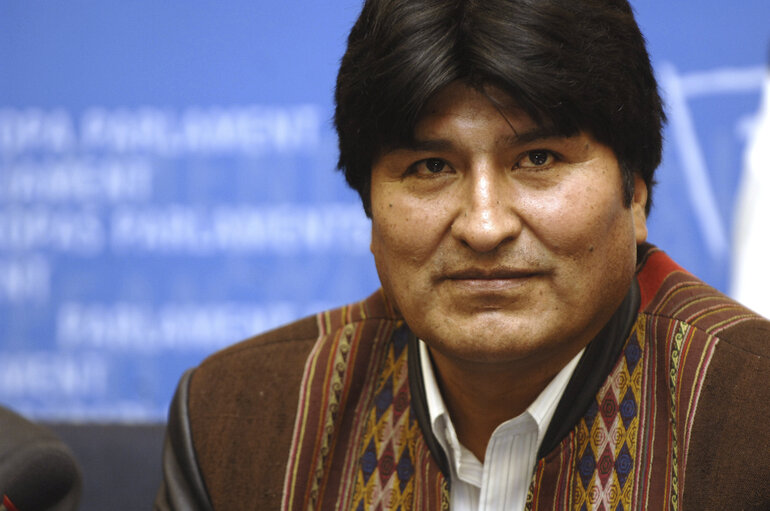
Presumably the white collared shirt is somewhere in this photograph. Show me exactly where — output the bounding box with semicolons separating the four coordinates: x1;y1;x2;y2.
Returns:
419;341;584;511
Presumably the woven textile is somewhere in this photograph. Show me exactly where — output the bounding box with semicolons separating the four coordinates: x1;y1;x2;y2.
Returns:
526;248;749;510
350;326;450;510
526;319;647;511
281;298;447;510
279;247;761;510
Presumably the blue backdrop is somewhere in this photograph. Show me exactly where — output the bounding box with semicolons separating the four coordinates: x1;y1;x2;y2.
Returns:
1;1;768;421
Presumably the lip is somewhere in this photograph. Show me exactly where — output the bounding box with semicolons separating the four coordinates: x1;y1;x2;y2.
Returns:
444;267;540;279
441;267;541;291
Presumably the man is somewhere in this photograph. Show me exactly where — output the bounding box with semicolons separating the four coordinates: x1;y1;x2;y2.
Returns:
156;0;770;509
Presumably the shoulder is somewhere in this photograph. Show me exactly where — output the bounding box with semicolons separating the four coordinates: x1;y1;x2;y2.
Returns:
179;290;396;508
637;244;770;507
189;288;399;409
190;312;320;413
636;242;770;356
157;312;324;510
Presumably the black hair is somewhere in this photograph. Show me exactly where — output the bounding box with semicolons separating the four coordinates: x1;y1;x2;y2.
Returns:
334;0;665;215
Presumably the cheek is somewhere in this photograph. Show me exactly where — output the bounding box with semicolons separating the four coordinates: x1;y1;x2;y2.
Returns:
371;196;449;263
371;212;417;262
523;183;632;256
370;209;439;315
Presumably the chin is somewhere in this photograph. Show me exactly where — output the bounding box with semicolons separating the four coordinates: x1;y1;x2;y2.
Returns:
421;322;551;363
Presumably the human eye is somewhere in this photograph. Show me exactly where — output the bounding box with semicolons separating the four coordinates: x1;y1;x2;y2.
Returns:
514;149;557;170
406;157;451;176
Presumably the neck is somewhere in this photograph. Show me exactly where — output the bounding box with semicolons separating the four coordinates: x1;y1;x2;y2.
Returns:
427;344;583;462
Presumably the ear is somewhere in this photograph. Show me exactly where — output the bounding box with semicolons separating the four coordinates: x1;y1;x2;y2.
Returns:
631;174;648;244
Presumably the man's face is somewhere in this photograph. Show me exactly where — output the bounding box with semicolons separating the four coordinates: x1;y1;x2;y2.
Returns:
369;82;648;370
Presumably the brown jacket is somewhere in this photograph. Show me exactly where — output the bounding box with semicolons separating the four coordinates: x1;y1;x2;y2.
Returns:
156;245;770;509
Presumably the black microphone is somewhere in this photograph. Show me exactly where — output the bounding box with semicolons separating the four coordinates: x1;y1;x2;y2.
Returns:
0;407;81;511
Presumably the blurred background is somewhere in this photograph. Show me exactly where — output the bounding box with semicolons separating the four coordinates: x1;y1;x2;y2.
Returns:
0;1;768;509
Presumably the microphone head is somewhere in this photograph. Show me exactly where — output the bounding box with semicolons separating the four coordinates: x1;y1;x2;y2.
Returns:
0;407;82;511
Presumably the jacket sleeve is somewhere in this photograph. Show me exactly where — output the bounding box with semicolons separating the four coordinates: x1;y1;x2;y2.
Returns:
154;369;214;511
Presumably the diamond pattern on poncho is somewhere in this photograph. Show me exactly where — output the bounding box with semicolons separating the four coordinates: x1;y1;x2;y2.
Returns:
350;327;421;510
571;332;642;511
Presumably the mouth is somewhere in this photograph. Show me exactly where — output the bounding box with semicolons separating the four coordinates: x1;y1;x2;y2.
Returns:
441;267;542;291
444;267;540;280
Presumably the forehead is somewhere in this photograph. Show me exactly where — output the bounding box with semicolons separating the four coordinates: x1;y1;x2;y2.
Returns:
409;82;558;147
423;82;518;113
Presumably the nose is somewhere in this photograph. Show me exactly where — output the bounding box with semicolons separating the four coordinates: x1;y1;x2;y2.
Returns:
451;166;522;253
